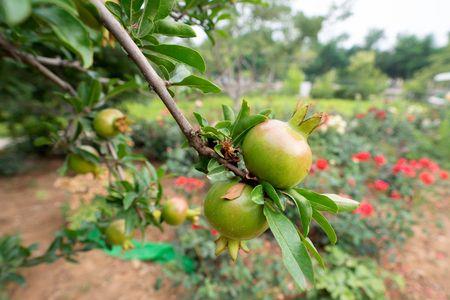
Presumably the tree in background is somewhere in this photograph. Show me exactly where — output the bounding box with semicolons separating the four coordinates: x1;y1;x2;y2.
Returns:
340;51;388;99
377;34;436;79
311;69;337;98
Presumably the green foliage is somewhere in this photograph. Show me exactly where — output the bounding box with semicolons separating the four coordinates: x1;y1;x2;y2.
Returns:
311;69;337;98
340;51;388;99
377;34;435;79
283;66;305;95
164;224;292;300
306;247;400;300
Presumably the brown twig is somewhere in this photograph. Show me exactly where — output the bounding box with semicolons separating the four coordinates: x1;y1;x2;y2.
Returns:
0;33;77;96
90;0;249;180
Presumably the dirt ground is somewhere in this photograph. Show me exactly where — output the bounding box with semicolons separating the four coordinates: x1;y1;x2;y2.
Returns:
1;159;449;300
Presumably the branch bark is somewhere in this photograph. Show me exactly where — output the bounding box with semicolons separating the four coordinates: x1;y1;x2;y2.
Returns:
0;33;77;96
90;0;248;180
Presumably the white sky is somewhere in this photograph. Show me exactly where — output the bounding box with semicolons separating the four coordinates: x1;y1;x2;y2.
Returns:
294;0;450;49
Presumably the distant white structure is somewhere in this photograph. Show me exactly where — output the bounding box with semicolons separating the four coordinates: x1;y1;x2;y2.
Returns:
434;72;450;82
300;81;312;98
427;72;450;105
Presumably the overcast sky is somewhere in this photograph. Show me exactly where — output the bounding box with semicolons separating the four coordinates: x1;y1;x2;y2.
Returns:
294;0;450;49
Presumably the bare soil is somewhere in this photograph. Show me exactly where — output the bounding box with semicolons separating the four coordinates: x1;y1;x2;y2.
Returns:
1;159;449;300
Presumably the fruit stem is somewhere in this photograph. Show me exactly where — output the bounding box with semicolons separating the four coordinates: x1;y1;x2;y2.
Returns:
288;102;324;137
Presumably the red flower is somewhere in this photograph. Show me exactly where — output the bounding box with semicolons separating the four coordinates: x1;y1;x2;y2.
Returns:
419;171;435;185
191;224;204;230
373;179;389;191
439;171;449;180
175;176;188;186
175;176;205;192
355;113;365;119
390;190;402;200
354;202;374;218
210;229;219;236
374;155;387;167
316;159;329;170
375;110;387;120
352;152;371;162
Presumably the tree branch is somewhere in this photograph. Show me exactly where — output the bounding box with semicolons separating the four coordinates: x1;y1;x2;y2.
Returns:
0;33;77;97
90;0;249;180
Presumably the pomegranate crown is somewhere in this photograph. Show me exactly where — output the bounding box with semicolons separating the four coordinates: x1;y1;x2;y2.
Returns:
288;102;325;137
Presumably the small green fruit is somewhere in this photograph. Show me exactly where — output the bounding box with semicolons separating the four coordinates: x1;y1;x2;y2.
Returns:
93;108;128;138
67;145;100;175
105;219;133;249
162;197;188;226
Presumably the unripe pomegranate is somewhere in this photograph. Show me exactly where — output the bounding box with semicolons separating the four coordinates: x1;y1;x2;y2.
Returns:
67;145;100;175
105;219;134;249
93;108;128;138
241;103;323;189
204;181;268;260
162;197;189;226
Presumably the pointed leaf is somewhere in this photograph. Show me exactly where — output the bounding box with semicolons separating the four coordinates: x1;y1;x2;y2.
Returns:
171;75;220;93
154;19;196;38
251;185;264;205
262;182;284;210
300;235;324;268
123;192;137;210
323;194;359;212
145;44;205;72
264;206;314;288
295;188;338;213
286;189;312;235
34;6;93;67
312;209;337;244
222;105;235;122
155;0;174;20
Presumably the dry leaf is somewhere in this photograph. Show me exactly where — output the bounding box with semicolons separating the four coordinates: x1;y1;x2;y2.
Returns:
222;183;245;200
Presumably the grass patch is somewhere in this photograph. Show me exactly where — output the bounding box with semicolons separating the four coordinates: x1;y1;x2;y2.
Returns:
124;94;413;122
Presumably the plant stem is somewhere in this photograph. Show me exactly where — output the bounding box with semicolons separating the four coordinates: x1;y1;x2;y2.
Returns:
89;0;249;180
0;33;77;96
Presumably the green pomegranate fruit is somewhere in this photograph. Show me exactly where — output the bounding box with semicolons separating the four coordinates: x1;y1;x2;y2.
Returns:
204;181;268;240
241;103;323;189
105;219;133;249
67;145;100;175
204;181;268;260
93;108;128;138
162;197;189;226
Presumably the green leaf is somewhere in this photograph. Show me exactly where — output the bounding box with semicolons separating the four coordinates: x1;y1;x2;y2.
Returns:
299;235;324;268
154;19;196;38
105;1;122;19
222;105;235;122
312;209;337;244
171;75;221;93
323;194;359;212
262;182;284;210
145;44;205;72
33;0;78;16
34;6;93;67
193;112;208;127
251;185;264;205
231;100;267;145
263;206;314;289
77;79;101;107
286;189;312;235
123;192;137;210
295;188;338;213
155;0;174;20
0;0;31;26
33;136;52;147
143;52;176;73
